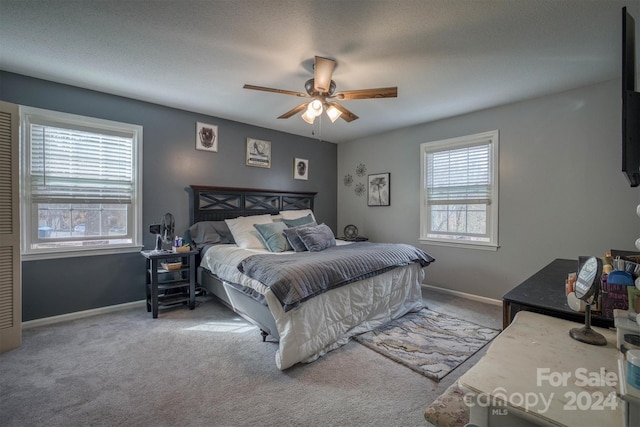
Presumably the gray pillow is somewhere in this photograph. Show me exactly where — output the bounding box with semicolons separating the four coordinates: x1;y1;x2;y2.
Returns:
295;223;336;252
188;221;235;248
254;222;292;252
283;225;313;252
282;213;315;228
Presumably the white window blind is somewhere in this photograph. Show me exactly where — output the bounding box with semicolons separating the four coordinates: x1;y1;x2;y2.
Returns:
30;124;134;204
426;144;491;206
20;106;143;259
420;130;499;250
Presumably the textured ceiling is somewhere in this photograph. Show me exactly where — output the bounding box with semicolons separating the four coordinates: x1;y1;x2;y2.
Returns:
0;0;638;143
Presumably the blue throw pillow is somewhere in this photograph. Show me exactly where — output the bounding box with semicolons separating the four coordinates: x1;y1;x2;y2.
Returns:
282;213;315;228
254;222;292;252
295;223;336;252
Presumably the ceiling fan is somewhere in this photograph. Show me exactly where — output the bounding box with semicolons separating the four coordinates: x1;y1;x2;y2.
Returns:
243;56;397;124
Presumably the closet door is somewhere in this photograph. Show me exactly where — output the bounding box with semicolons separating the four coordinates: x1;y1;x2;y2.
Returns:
0;101;21;353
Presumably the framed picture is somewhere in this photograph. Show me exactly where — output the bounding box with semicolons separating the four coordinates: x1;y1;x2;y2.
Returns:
368;173;390;206
246;138;271;168
293;158;308;180
195;122;218;152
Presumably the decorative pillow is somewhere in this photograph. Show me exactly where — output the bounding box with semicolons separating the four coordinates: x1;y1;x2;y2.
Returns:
188;221;235;248
282;213;315;228
254;222;292;253
295;223;336;252
423;381;469;427
225;214;273;249
212;221;236;244
279;209;316;223
283;226;311;252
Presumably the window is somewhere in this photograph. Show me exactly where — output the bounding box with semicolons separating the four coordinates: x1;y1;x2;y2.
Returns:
420;130;499;250
20;106;143;259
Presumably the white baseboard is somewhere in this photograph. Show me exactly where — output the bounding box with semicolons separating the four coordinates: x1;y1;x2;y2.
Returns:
421;284;502;307
22;286;500;329
22;300;146;329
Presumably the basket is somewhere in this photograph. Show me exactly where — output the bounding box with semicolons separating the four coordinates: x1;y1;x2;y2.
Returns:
161;261;182;271
172;245;190;253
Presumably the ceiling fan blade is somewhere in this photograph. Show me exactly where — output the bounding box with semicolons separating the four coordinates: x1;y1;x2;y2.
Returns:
278;102;309;119
313;56;336;93
333;87;397;100
328;102;359;122
243;84;308;98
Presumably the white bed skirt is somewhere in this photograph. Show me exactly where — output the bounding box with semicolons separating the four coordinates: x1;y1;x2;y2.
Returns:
266;263;425;370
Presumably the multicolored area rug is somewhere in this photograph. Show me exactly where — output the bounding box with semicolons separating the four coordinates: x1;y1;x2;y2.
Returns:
353;308;500;381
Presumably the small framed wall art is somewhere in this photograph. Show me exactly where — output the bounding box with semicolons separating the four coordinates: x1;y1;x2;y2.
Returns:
368;172;390;206
294;158;309;180
196;122;218;152
246;138;271;168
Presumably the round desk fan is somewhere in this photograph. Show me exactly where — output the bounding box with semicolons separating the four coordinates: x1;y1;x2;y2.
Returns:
154;212;175;252
344;224;358;240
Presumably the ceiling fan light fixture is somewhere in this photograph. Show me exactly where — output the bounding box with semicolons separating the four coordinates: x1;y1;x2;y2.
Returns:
244;56;397;124
301;109;316;124
308;99;323;117
326;104;342;123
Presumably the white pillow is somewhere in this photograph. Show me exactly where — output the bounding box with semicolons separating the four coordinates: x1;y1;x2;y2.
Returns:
225;214;273;249
279;209;316;223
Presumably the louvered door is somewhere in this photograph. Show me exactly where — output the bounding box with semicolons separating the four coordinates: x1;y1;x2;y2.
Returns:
0;101;21;353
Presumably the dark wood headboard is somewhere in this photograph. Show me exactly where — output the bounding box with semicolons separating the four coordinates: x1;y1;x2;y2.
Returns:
186;185;317;225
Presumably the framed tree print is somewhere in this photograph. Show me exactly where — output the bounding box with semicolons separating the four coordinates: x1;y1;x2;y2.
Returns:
368;173;390;206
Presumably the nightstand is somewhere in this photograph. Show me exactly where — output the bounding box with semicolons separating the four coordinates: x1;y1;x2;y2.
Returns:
336;236;368;242
140;249;198;318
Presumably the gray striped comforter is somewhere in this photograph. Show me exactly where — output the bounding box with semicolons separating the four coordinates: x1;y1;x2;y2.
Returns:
237;242;434;312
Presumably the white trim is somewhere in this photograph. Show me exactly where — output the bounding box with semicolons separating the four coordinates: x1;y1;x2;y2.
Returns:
22;300;146;329
419;129;499;249
19;105;143;258
419;239;499;251
421;283;502;306
21;245;143;261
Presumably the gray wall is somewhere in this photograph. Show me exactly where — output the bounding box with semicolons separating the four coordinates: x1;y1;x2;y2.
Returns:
1;71;337;321
338;79;640;300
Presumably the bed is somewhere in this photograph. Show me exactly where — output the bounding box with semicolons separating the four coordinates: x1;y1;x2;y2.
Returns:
186;185;434;370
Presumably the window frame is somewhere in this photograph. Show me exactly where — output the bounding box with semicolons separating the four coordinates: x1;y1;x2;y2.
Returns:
20;106;143;260
419;130;499;250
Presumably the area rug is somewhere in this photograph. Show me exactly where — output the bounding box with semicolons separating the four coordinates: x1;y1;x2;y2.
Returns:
353;308;500;381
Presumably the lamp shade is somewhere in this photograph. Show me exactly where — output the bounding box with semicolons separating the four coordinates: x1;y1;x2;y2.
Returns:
326;104;342;122
308;99;323;117
301;109;315;124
